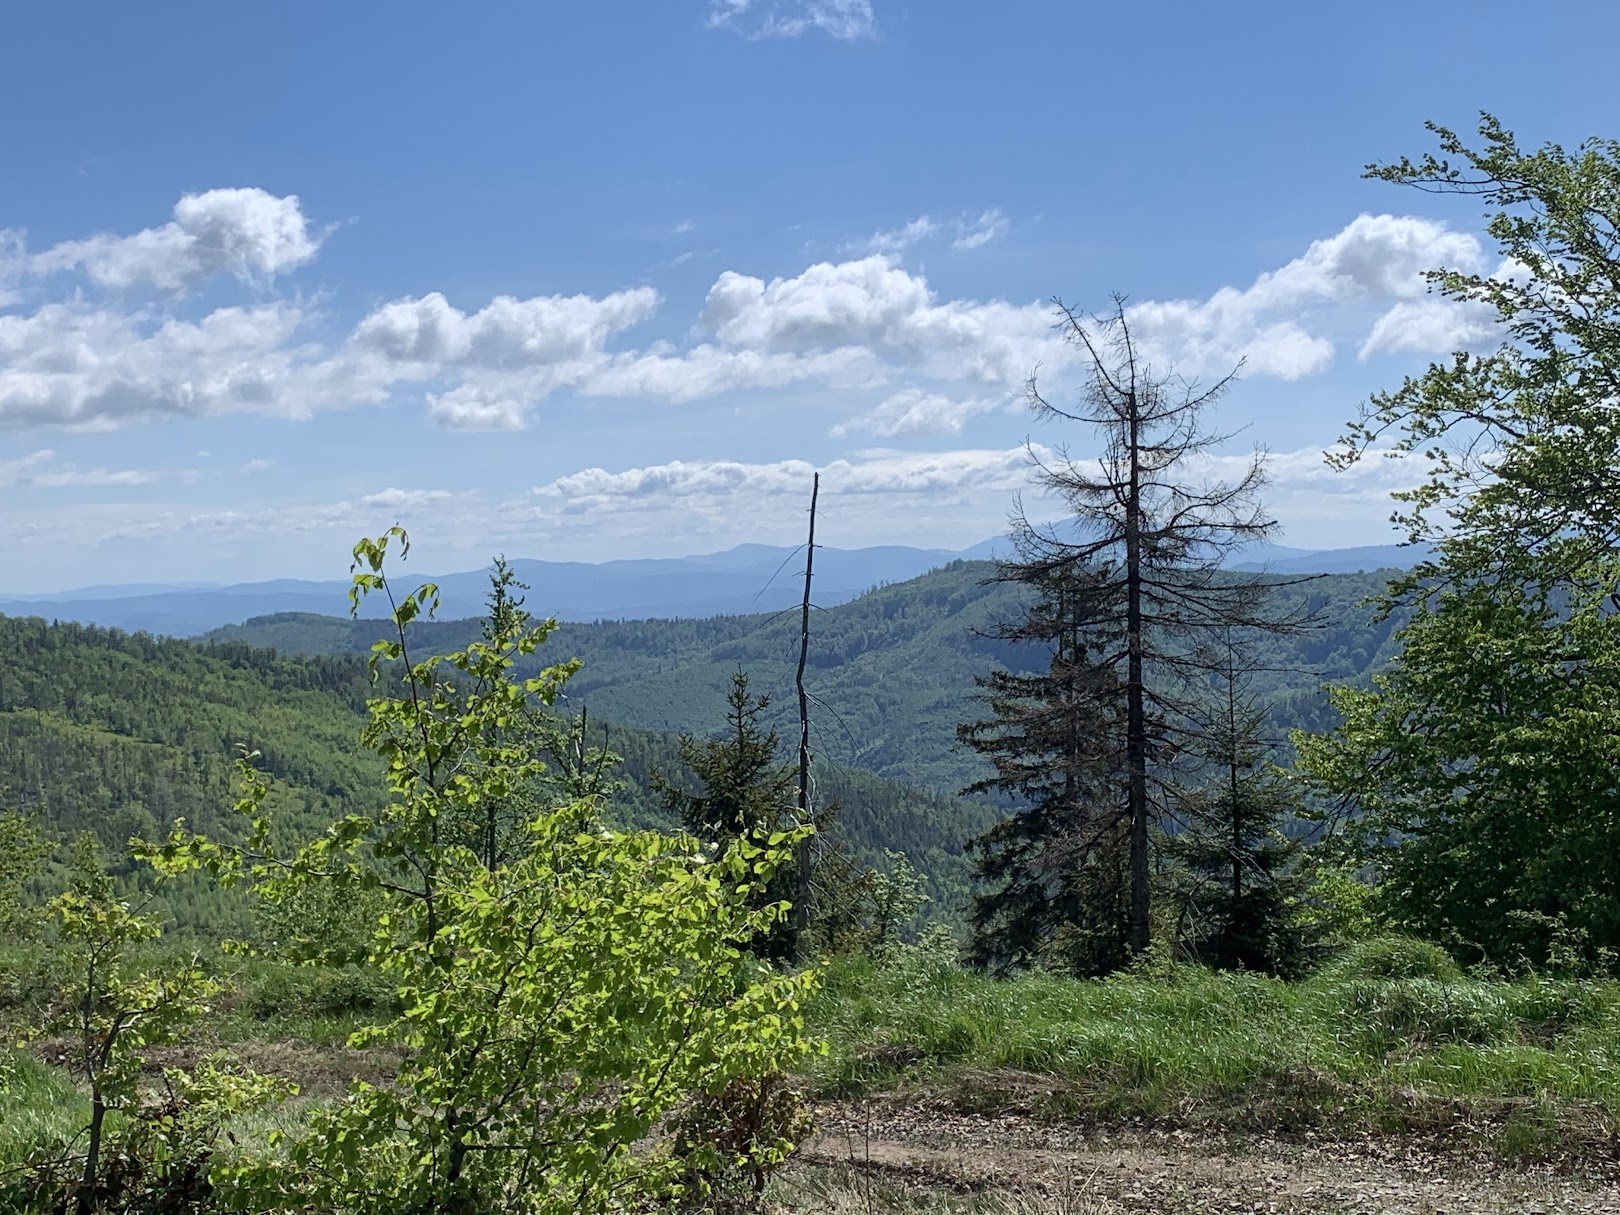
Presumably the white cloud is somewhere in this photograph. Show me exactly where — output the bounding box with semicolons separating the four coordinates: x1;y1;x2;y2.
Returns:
830;387;999;437
847;208;1007;256
1261;213;1481;302
352;288;658;368
0;448;160;489
29;188;323;291
0;450;55;486
1121;213;1486;379
0;301;372;428
241;457;273;474
532;446;1036;514
953;209;1008;251
1359;297;1499;359
699;255;1056;386
707;0;876;40
583;343;876;402
360;487;466;511
424;388;530;431
857;216;944;255
0;199;1501;437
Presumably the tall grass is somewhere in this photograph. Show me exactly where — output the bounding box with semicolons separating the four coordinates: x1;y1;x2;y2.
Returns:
807;937;1620;1138
0;1048;89;1163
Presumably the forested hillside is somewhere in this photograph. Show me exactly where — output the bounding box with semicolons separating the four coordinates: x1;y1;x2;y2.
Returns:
208;561;1412;795
0;556;1412;933
0;612;993;927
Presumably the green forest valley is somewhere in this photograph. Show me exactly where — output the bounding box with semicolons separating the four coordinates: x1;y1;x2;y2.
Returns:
9;115;1620;1215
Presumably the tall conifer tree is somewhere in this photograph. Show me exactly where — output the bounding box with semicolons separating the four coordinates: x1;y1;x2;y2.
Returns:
959;561;1128;974
1165;637;1311;976
964;299;1309;969
651;669;801;960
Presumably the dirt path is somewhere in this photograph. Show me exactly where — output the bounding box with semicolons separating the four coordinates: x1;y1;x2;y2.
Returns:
794;1102;1620;1213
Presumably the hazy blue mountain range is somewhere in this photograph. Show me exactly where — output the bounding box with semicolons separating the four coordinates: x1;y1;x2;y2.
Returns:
205;561;1411;799
0;538;1424;638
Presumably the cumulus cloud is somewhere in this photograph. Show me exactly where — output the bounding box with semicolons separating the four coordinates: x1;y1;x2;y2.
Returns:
707;0;876;40
1359;296;1500;359
424;388;530;431
1122;213;1485;379
830;387;1000;437
0;301;368;428
29;188;323;291
0;197;1501;436
699;255;1056;385
352;288;659;368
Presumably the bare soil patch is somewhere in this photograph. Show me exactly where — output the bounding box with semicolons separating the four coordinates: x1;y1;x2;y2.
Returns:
790;1099;1620;1213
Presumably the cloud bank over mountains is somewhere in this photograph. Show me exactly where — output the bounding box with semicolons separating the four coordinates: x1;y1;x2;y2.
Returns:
0;183;1500;586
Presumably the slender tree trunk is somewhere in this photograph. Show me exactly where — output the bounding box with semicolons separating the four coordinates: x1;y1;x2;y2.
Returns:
78;1097;105;1215
1125;402;1151;954
793;473;819;963
77;969;104;1215
1227;652;1243;903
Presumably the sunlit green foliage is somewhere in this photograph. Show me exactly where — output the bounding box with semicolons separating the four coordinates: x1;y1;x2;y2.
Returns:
12;837;287;1214
1303;114;1620;971
808;940;1620;1143
149;530;818;1214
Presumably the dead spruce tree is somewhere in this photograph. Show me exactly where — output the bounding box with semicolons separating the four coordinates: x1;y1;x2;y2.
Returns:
967;297;1310;969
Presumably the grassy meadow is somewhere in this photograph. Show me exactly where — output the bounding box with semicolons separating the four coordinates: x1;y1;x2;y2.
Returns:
7;933;1620;1187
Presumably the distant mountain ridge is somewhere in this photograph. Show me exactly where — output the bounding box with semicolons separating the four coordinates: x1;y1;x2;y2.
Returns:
202;561;1411;799
0;537;1425;638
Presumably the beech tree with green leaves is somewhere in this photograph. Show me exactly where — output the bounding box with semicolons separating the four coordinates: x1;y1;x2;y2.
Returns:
16;836;287;1215
1298;114;1620;969
150;531;817;1214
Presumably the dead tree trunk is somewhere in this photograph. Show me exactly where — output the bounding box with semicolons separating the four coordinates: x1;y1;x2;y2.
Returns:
793;472;818;963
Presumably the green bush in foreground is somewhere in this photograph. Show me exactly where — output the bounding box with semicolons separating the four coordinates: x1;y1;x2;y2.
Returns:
140;531;820;1214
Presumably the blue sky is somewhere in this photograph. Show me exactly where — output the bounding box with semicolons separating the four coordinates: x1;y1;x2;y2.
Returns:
3;0;1618;592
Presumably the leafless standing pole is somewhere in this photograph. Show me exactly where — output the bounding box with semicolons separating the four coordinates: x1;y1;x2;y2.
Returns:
793;472;818;963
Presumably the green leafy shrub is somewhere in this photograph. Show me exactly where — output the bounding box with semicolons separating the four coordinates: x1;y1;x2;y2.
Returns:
1338;979;1513;1052
153;531;820;1214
